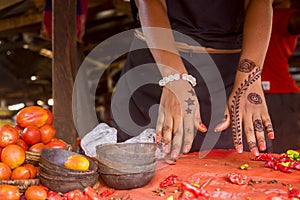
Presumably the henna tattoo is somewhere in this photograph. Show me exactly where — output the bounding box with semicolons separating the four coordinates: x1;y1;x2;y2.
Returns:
257;137;265;144
238;59;256;73
247;93;262;104
265;124;274;133
185;98;195;106
231;67;261;146
254;119;264;132
188;89;196;96
247;141;257;150
185;107;192;114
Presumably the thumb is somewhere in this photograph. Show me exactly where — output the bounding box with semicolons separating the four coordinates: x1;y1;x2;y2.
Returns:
214;106;231;132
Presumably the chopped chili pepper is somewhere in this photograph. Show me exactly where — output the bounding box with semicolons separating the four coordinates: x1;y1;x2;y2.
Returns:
160;174;178;188
84;186;101;200
179;181;209;198
255;153;275;162
288;188;300;198
227;172;251;185
99;188;115;198
62;189;89;200
47;190;62;200
276;163;293;173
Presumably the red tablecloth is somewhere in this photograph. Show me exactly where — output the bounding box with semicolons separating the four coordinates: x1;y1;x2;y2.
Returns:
96;149;300;199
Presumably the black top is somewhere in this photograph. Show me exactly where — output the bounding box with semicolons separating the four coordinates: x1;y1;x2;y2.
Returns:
131;0;245;49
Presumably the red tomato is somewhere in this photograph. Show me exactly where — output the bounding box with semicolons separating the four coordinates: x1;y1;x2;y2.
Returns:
16;106;48;128
21;126;41;146
0;184;20;200
44;109;54;125
17;139;29;151
44;139;66;150
0;125;20;148
40;125;56;144
29;143;45;153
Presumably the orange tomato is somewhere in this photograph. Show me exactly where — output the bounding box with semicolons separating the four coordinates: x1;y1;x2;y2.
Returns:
25;185;47;200
0;184;20;200
11;166;31;180
0;162;12;180
1;144;26;169
23;164;37;179
64;155;90;171
21;126;41;146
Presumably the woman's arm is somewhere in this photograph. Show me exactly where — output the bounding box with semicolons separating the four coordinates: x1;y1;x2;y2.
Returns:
226;0;275;156
135;0;206;159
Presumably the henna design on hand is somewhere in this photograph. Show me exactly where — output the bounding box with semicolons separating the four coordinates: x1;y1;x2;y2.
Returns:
247;93;262;104
238;59;256;73
247;141;257;150
188;89;196;96
185;107;192;114
265;124;274;133
231;66;261;146
254;119;264;132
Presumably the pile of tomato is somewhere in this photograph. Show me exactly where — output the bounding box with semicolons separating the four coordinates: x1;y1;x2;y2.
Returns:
0;106;73;200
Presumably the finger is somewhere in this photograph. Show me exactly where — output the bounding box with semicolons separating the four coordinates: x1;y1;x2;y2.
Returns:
183;114;195;154
262;116;275;140
253;118;266;151
156;105;165;143
231;111;243;154
214;106;231;132
162;112;173;145
194;105;207;132
170;122;183;160
244;116;259;156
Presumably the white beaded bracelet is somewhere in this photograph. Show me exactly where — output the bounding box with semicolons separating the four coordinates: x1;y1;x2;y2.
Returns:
158;73;197;87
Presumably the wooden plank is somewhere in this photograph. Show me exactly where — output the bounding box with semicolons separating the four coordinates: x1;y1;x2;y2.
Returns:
52;0;77;150
0;0;23;10
0;12;42;32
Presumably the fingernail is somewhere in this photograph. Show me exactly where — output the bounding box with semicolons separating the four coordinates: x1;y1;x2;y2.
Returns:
259;142;266;151
268;132;275;140
214;123;222;132
183;145;190;154
199;123;207;132
251;148;259;157
156;135;161;143
171;150;178;159
164;144;170;153
236;145;243;153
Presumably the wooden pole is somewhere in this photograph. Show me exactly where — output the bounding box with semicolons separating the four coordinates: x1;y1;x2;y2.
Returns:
52;0;77;150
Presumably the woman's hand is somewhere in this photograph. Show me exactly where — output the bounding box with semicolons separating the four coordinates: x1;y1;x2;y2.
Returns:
215;59;275;156
156;80;207;160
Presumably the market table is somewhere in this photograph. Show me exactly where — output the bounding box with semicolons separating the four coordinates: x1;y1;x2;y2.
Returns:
95;149;300;199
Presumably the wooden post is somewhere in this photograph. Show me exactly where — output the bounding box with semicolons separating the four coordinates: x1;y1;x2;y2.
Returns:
52;0;77;150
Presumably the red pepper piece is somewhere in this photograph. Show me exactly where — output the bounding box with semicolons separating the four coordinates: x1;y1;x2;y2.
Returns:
276;163;293;173
47;191;62;200
288;188;300;198
160;174;178;188
227;172;251;185
99;189;115;198
84;186;100;200
255;153;275;162
180;181;209;198
63;189;89;200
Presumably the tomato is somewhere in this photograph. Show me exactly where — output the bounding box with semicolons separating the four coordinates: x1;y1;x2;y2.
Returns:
25;185;47;200
0;125;20;148
29;143;45;153
0;184;20;200
44;139;66;150
11;166;31;180
17;139;29;151
16;106;48;128
39;125;56;144
21;126;41;146
44;109;54;125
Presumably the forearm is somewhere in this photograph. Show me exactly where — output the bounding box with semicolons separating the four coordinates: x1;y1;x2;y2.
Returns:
239;0;274;70
135;0;187;76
